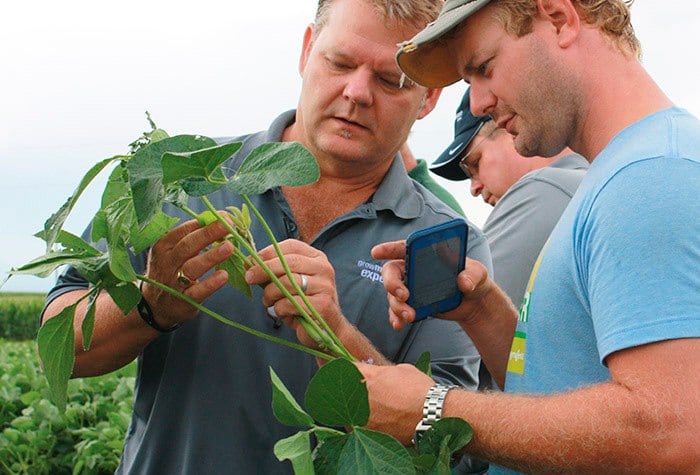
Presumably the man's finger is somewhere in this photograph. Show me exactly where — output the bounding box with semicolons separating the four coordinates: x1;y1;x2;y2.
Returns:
371;240;406;260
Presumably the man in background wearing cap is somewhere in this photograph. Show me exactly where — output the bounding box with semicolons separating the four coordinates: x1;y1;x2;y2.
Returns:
432;87;587;307
365;0;700;473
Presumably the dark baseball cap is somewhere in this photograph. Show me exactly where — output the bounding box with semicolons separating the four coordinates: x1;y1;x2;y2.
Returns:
396;0;493;88
430;88;491;181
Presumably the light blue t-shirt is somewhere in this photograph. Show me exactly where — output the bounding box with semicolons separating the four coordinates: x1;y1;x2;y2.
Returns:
493;107;700;474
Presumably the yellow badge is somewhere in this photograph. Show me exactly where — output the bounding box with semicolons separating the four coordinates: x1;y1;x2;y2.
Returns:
507;331;527;375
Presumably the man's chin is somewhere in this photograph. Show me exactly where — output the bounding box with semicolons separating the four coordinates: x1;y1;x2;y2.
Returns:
513;134;541;158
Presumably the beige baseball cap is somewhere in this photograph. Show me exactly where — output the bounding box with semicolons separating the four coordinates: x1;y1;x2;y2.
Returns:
396;0;492;88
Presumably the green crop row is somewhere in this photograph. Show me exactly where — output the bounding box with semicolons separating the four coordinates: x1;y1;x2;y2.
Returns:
0;293;45;341
0;339;135;474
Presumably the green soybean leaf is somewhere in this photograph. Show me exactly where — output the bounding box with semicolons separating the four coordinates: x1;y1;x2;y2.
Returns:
313;433;349;475
104;281;141;316
217;248;252;298
37;303;77;411
196;210;219;226
128;134;218;226
7;250;98;279
423;438;452;475
81;290;98;351
43;155;123;251
412;453;437;473
304;358;368;427
100;166;137;282
108;241;137;283
416;418;473;461
336;428;415;475
270;368;314;427
35;229;102;256
227;142;320;195
71;254;113;285
91;209;109;243
130;211;180;254
273;430;314;475
149;128;169;143
415;351;432;377
161;141;241;185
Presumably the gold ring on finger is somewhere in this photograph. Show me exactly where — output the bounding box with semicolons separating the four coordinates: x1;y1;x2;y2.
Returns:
176;269;195;287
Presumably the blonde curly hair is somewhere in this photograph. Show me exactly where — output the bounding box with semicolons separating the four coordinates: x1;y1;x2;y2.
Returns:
491;0;641;59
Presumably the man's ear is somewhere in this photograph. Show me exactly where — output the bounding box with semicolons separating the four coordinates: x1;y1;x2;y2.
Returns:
299;24;316;75
416;87;443;120
537;0;580;48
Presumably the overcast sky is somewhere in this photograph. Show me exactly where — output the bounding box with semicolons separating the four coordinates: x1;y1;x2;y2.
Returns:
2;1;699;293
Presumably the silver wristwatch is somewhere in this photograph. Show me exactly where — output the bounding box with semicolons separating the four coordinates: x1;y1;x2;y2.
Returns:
413;383;456;445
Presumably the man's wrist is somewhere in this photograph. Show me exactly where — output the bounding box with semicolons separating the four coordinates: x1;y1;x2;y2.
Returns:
137;282;180;333
413;383;456;445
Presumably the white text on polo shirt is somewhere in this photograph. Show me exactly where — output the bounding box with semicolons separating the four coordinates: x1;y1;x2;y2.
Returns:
357;260;384;283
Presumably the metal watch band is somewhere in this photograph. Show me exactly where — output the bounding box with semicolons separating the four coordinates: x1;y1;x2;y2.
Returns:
413;383;456;445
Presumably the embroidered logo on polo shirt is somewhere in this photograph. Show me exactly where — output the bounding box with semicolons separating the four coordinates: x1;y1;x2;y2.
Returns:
356;260;384;284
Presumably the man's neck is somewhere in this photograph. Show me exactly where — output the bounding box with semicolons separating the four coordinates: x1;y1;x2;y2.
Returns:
281;173;385;242
574;53;672;161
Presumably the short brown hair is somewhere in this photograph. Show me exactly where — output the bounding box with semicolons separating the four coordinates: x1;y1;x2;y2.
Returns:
315;0;443;32
490;0;641;59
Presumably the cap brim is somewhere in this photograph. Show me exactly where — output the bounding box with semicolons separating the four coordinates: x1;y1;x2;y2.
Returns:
429;131;472;181
396;0;492;88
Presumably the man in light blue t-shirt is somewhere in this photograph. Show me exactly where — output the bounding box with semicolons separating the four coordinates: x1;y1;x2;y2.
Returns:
361;0;700;473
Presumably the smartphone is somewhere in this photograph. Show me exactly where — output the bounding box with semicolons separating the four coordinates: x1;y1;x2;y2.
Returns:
404;219;468;321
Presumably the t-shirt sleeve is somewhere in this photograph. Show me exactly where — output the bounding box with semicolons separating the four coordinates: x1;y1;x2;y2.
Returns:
579;157;700;362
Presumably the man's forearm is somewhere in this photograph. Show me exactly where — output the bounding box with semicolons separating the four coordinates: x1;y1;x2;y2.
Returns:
44;289;159;377
335;321;390;366
457;284;518;389
447;381;695;473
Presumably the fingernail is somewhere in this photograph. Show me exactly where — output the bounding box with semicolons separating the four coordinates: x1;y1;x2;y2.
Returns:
466;277;476;292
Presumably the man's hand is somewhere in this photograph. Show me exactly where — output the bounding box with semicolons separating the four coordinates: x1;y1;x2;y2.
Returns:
355;362;435;446
371;240;493;330
245;239;348;349
141;215;234;329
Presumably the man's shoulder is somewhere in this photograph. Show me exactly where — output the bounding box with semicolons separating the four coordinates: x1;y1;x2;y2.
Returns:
507;163;586;201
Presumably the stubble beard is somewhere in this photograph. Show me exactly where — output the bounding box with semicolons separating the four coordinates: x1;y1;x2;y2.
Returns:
514;39;581;157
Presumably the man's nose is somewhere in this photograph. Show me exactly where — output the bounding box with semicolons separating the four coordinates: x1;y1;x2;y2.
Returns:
470;178;483;197
469;83;497;118
343;69;374;107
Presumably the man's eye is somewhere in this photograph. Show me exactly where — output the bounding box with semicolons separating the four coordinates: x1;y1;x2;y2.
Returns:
380;76;402;89
328;59;351;71
476;59;492;77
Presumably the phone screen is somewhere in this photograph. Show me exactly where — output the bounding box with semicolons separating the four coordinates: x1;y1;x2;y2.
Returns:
405;219;468;320
410;236;462;308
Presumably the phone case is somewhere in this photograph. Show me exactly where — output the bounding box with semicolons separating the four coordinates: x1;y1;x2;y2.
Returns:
405;219;468;321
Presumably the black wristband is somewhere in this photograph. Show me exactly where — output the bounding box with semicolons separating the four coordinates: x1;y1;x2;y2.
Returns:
137;282;181;333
